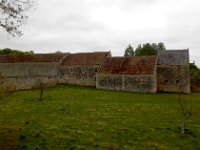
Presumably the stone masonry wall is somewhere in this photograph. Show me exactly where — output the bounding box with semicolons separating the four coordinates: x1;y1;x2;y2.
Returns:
59;65;98;86
96;73;157;93
157;65;190;93
0;62;59;91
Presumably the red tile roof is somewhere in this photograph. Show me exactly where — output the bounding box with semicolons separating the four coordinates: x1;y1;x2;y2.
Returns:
61;52;111;66
0;53;66;63
98;55;157;75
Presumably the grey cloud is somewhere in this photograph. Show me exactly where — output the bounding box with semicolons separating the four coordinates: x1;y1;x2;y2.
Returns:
165;3;200;52
0;0;200;66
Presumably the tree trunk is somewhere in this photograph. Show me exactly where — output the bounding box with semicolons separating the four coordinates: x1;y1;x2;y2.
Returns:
181;115;186;135
39;89;43;101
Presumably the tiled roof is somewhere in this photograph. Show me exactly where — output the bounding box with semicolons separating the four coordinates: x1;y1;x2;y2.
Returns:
61;52;111;66
0;53;66;63
98;55;157;75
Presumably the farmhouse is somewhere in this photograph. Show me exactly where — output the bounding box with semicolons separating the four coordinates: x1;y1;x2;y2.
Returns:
96;56;157;93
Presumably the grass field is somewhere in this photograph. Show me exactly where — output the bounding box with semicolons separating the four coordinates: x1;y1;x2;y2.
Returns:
0;85;200;150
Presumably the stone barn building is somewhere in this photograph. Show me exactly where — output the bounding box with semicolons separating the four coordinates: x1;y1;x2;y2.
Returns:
0;53;66;91
157;50;190;93
59;52;111;86
96;55;157;93
0;49;194;93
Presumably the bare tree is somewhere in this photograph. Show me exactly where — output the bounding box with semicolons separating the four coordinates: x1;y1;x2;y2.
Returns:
35;79;44;101
178;93;193;135
0;0;35;37
176;65;198;135
138;65;144;95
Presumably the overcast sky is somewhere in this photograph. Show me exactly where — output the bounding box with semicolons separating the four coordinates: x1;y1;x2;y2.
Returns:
0;0;200;66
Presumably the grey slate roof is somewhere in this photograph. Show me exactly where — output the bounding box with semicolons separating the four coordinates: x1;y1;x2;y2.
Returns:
157;49;189;65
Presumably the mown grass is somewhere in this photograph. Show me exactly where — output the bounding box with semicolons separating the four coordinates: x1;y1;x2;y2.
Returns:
0;85;200;150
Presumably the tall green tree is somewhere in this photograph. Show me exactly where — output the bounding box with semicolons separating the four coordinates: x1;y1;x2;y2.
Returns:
135;42;166;56
157;42;166;51
0;48;34;54
124;44;134;56
135;43;156;56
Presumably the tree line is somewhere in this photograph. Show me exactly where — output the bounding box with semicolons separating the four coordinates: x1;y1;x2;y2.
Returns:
0;48;34;55
124;42;166;56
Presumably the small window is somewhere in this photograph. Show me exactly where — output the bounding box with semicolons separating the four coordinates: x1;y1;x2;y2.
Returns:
176;80;179;84
165;80;168;83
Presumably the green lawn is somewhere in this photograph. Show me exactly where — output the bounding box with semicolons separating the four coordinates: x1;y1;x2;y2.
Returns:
0;85;200;150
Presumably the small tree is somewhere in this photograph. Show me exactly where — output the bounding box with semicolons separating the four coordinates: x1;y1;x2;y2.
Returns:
124;45;134;56
178;93;193;135
35;79;44;101
176;65;199;135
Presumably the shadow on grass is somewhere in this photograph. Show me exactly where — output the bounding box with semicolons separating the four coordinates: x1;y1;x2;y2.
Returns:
0;126;21;150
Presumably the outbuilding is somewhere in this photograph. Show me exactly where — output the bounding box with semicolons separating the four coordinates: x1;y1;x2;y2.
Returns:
157;49;190;93
96;55;157;93
60;52;111;86
0;53;66;91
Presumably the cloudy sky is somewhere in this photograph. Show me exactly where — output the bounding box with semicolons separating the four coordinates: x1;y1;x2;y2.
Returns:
1;0;200;66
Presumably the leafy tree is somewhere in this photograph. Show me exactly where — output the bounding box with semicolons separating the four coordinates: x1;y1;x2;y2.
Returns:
157;42;166;51
135;42;166;56
124;44;134;56
135;43;156;56
0;0;35;37
190;63;200;75
0;48;34;54
135;44;142;56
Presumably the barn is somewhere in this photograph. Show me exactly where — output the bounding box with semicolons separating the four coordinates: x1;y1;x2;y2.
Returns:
59;52;111;86
157;49;190;93
96;55;157;93
0;53;66;91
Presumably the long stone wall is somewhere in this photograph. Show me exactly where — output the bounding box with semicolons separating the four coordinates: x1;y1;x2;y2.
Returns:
59;65;98;86
0;50;196;93
0;62;59;91
157;65;190;93
96;73;157;93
